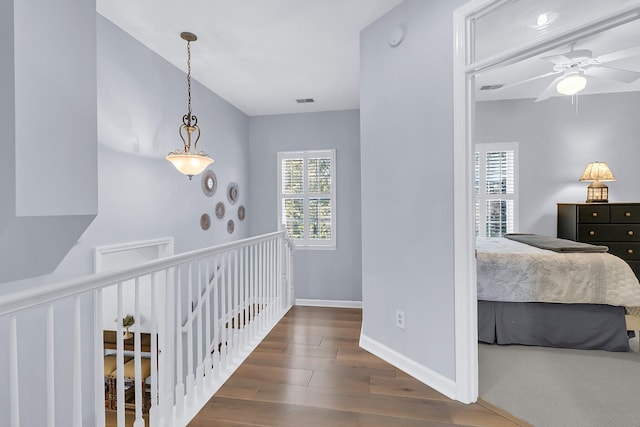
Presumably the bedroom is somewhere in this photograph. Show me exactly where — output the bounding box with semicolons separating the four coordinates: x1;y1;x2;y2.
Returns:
470;2;640;424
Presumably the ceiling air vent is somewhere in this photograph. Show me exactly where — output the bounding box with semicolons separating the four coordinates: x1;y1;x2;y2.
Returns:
480;84;504;91
296;98;315;103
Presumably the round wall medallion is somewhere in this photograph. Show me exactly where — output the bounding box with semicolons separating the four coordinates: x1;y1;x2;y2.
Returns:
227;219;235;234
201;170;217;197
215;202;225;219
200;213;211;230
238;205;245;221
227;182;239;205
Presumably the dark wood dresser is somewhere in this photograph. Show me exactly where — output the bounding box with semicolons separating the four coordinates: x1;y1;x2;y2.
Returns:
557;202;640;280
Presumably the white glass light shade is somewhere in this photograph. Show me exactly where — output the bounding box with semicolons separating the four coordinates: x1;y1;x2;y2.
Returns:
166;153;213;178
556;74;587;96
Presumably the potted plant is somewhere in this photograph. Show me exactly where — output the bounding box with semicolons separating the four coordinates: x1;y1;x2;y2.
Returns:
122;314;135;339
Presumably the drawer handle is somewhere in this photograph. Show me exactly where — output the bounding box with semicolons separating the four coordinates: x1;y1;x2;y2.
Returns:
628;249;634;255
589;231;595;236
629;231;634;236
592;212;598;217
626;212;632;217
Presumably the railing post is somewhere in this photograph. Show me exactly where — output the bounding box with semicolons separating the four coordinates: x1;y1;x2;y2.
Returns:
186;264;195;400
220;253;228;371
73;295;82;427
204;259;213;386
133;278;144;427
46;305;55;427
116;283;125;427
149;271;159;427
9;315;19;427
233;249;240;358
196;261;204;395
94;289;106;427
175;266;184;421
212;255;220;381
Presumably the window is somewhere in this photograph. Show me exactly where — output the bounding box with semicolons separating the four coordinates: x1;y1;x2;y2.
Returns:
475;142;518;237
277;150;336;249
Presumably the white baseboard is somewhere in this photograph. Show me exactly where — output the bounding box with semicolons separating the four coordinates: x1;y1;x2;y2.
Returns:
295;299;362;309
359;333;457;401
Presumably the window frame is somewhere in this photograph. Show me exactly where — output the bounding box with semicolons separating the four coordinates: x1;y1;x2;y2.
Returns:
277;149;336;250
475;142;519;238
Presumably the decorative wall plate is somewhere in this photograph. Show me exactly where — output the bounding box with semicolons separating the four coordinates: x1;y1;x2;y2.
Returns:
201;170;217;197
227;219;235;234
215;202;225;219
200;213;211;230
227;182;239;205
238;205;245;221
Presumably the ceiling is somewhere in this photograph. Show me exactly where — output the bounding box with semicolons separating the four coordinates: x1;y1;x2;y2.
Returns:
475;0;640;102
97;0;403;117
97;0;640;115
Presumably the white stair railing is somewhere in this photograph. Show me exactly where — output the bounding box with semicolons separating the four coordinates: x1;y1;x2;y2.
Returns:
0;230;294;427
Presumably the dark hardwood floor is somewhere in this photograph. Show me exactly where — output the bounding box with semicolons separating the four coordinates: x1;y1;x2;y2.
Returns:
189;306;526;427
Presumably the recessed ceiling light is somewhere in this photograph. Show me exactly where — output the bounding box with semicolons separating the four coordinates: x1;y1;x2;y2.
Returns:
530;11;558;29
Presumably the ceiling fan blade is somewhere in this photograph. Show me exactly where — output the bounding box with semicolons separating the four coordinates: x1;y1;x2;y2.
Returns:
584;66;640;83
594;45;640;64
535;75;566;103
499;70;562;90
540;54;572;64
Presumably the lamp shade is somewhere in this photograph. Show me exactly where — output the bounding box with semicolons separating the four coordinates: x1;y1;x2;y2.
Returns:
579;161;616;182
166;153;213;178
556;73;587;96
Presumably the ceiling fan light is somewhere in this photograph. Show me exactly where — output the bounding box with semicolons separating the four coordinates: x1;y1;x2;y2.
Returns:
556;73;587;95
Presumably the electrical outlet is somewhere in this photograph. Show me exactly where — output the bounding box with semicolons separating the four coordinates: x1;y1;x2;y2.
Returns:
395;309;405;330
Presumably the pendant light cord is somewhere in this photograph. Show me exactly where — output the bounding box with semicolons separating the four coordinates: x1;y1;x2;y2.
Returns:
187;40;192;120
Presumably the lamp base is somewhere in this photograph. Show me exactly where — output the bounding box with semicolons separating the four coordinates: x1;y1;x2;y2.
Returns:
585;181;608;203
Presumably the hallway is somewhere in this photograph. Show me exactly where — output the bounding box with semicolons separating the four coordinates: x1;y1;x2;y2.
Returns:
188;306;523;426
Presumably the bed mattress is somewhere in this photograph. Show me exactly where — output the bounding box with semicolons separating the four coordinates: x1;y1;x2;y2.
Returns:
476;237;640;309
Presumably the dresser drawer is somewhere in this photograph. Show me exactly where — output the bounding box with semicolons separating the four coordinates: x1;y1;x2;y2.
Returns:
578;224;640;241
606;243;640;260
625;261;640;280
577;205;610;223
610;205;640;223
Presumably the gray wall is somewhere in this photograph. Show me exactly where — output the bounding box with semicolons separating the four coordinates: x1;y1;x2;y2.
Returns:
0;14;251;426
476;92;640;236
360;0;467;381
248;110;362;301
0;0;97;283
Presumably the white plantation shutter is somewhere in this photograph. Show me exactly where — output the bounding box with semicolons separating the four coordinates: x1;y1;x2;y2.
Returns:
277;150;336;249
475;143;518;237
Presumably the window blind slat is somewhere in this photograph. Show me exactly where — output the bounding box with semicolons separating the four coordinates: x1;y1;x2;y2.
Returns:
475;145;517;238
278;150;336;248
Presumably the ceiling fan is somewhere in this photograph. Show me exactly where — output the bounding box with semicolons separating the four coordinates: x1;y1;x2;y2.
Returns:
500;44;640;102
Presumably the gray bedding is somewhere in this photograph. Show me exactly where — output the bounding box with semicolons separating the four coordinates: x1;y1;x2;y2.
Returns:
478;300;630;352
504;233;608;253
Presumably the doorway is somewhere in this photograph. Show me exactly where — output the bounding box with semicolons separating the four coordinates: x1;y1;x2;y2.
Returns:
453;0;640;403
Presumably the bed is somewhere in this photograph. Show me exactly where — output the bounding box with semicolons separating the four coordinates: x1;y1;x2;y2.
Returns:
477;235;640;351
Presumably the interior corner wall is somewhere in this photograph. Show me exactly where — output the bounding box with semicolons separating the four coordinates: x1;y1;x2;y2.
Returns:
248;110;362;302
360;0;467;382
0;0;15;226
476;92;640;235
14;0;97;217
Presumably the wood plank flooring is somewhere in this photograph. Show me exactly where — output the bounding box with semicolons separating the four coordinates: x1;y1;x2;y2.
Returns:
189;306;526;427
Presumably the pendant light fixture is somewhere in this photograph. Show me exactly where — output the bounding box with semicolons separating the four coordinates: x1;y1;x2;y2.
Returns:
166;32;213;180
